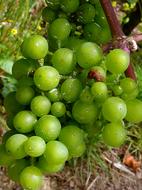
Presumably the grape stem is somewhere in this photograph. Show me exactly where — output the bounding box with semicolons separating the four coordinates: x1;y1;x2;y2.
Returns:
100;0;137;80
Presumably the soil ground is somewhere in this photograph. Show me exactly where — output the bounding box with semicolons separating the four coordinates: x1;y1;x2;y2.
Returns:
0;164;142;190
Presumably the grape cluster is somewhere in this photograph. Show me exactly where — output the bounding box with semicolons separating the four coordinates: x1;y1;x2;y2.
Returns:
1;0;142;190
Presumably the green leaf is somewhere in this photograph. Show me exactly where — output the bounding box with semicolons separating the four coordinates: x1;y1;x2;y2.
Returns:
0;58;14;74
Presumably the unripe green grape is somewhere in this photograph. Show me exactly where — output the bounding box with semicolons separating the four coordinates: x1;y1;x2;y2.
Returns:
77;42;103;69
120;77;137;93
34;66;60;91
102;97;127;122
16;86;35;105
125;99;142;123
64;37;85;52
4;92;24;115
21;35;48;59
2;130;16;145
42;7;56;23
52;48;76;75
102;122;126;147
77;3;96;24
46;88;62;102
84;22;111;44
20;166;43;190
72;100;97;124
17;76;34;87
38;156;64;174
13;111;37;133
121;88;138;101
112;85;123;96
61;78;82;103
105;49;130;74
0;144;14;166
12;58;39;80
5;134;28;159
49;18;71;41
7;159;29;182
91;82;108;102
59;125;85;157
35;115;61;142
60;0;79;13
31;95;51;117
80;86;94;103
24;136;46;157
44;140;69;164
51;102;66;117
58;11;68;19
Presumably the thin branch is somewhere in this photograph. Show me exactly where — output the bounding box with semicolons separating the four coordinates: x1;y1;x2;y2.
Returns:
132;33;142;43
100;0;124;38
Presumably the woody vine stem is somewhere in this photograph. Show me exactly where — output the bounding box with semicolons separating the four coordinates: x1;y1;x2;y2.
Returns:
100;0;142;80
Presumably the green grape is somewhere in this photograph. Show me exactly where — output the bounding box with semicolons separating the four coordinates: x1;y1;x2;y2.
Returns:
6;113;15;129
42;7;56;23
125;99;142;123
35;115;61;142
2;130;16;144
34;66;60;91
12;58;39;80
21;35;48;59
8;159;29;182
105;49;130;74
77;3;96;24
61;78;82;103
84;22;111;44
20;166;43;190
82;121;102;138
4;91;24;115
38;156;64;174
46;88;62;102
49;18;71;41
44;53;52;66
5;134;28;159
91;82;108;102
80;86;94;103
31;95;51;117
24;136;46;157
51;102;66;117
45;0;60;10
0;144;14;166
13;111;37;133
112;85;123;96
44;141;69;164
59;125;85;157
72;100;97;124
70;142;86;157
52;48;76;75
77;42;103;69
120;77;137;93
88;66;106;81
58;11;68;19
64;37;85;52
102;97;127;122
102;122;126;147
16;86;35;105
17;76;34;87
60;0;79;13
121;88;138;101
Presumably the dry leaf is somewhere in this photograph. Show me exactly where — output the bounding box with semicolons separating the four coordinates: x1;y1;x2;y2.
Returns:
123;154;141;172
